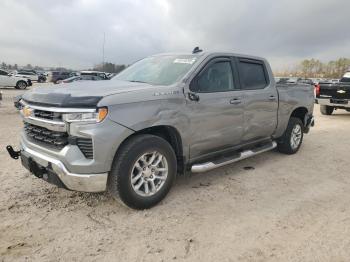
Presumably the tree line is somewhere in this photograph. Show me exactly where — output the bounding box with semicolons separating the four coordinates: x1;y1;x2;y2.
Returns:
92;62;127;74
275;58;350;79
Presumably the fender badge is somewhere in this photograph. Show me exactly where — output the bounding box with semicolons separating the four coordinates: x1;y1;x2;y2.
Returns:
154;91;180;96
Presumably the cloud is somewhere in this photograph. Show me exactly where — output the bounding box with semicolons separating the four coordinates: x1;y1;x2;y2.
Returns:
0;0;349;70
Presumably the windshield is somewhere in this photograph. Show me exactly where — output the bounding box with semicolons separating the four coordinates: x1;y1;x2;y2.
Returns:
115;55;198;85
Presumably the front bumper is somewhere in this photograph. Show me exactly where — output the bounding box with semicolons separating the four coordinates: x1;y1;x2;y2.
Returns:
15;102;134;192
21;142;108;192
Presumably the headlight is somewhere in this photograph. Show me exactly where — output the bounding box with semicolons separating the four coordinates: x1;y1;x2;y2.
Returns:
63;107;108;123
21;105;33;117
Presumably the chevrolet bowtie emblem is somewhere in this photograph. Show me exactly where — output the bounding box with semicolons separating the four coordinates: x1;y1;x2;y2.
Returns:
337;90;346;94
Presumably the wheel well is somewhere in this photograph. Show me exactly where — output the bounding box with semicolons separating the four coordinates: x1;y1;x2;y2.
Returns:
290;107;308;125
16;80;26;87
124;125;185;174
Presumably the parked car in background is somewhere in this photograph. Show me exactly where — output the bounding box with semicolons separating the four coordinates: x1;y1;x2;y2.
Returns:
286;77;299;83
57;75;108;84
0;69;32;89
298;78;314;85
48;71;72;84
106;73;116;79
315;71;350;115
15;71;39;82
275;77;289;84
8;50;315;209
80;71;109;80
14;70;47;82
279;78;314;85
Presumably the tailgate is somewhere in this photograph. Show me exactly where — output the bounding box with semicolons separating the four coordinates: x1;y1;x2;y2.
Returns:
319;83;350;100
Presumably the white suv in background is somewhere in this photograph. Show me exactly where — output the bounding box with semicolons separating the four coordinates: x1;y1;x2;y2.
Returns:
14;71;39;82
0;69;32;89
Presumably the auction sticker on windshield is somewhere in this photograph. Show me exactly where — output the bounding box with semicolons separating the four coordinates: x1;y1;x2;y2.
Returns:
173;58;197;64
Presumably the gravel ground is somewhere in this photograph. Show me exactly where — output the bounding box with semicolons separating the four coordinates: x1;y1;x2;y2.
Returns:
1;86;350;261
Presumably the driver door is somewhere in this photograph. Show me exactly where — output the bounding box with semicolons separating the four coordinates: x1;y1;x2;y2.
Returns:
186;57;244;159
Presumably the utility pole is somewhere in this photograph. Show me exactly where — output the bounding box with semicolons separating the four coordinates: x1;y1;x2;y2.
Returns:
102;32;105;72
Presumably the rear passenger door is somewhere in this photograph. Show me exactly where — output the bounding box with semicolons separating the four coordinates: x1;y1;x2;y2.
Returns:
236;58;278;142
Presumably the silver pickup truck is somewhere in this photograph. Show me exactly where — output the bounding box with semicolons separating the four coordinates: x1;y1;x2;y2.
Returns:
7;50;315;209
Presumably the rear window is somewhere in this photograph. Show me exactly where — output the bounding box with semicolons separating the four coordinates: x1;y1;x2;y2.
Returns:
238;60;268;90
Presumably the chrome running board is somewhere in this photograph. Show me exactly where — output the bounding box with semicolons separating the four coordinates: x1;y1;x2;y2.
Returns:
191;141;277;173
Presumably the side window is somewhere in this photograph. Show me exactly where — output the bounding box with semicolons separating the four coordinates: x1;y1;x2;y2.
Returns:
0;70;8;75
238;61;268;90
196;61;235;92
82;75;94;80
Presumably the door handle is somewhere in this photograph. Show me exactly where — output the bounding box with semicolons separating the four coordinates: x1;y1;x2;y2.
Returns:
268;95;276;101
230;98;241;105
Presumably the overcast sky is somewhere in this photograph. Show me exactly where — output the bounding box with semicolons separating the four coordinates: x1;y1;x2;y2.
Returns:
0;0;349;70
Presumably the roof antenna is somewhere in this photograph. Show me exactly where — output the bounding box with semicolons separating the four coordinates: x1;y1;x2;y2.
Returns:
192;47;203;54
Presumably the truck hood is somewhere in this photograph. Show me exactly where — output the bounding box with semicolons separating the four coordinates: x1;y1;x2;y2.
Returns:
22;80;153;108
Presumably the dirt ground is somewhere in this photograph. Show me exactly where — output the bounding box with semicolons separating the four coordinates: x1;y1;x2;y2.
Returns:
1;85;350;261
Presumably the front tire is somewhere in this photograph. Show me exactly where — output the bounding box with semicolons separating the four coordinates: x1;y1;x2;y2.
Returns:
108;134;177;209
15;81;27;90
277;117;304;155
320;105;334;115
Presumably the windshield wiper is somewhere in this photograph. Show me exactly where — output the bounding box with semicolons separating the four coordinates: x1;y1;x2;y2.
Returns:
129;80;148;84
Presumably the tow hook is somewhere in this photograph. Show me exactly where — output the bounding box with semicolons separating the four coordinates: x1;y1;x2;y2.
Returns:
6;145;21;160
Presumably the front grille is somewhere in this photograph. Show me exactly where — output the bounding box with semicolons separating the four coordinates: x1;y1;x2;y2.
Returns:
76;138;93;159
24;123;68;149
33;109;62;121
24;122;94;159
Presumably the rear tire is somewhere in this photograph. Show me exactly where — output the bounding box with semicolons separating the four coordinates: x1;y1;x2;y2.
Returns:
277;117;304;155
320;105;334;115
15;81;27;90
108;134;177;210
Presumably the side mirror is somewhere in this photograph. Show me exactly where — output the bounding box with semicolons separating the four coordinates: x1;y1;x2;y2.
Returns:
188;92;200;102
